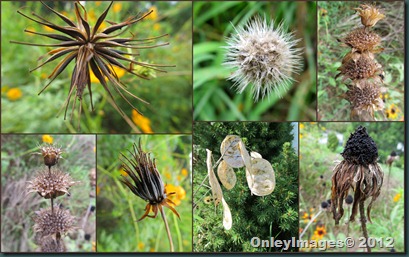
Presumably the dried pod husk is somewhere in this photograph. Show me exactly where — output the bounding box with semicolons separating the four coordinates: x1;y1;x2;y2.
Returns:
238;139;254;191
33;206;76;237
354;4;385;27
250;151;262;159
39;236;66;252
40;145;63;168
337;53;382;81
343;28;382;52
27;169;78;199
246;158;276;196
221;198;232;230
217;160;236;190
206;149;223;206
220;135;244;168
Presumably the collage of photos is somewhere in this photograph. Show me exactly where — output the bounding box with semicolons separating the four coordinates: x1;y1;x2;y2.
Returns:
0;0;406;254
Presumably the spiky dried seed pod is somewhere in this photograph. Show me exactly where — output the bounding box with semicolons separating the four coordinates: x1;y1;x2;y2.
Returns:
343;28;381;52
40;145;62;168
337;53;382;81
343;81;384;120
223;17;303;100
354;4;385;27
341;126;378;166
27;169;78;199
39;236;66;252
33;206;76;237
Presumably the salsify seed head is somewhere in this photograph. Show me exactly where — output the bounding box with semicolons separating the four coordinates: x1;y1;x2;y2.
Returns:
223;17;303;101
33;206;76;237
341;126;378;166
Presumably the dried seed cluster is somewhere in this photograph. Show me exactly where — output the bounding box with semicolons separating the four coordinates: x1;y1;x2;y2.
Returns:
331;126;383;225
33;207;76;237
27;143;79;252
27;169;77;199
223;17;303;100
336;4;386;121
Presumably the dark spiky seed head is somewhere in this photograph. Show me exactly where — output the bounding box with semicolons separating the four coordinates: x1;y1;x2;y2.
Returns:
344;81;382;110
40;145;63;168
27;169;78;199
339;54;381;80
344;28;381;52
39;236;66;252
33;206;76;237
345;195;354;204
341;126;378;166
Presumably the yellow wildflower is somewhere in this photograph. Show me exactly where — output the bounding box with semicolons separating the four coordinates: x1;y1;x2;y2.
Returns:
153;23;161;31
42;135;53;144
385;104;400;120
113;3;122;13
181;168;188;177
311;224;326;241
177;175;182;181
165;184;186;206
137;242;145;250
299;123;305;129
120;168;128;177
6;88;22;101
149;248;155;252
147;6;158;20
132;110;153;133
90;66;126;83
164;171;171;180
393;193;402;202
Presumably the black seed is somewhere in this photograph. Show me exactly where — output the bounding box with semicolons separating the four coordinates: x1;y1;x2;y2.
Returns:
84;234;91;241
321;201;329;208
345;195;353;204
90;205;96;212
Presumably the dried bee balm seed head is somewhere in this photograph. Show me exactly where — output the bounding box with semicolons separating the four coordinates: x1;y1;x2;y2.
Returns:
344;28;381;52
40;145;62;168
27;169;78;199
341;126;378;166
33;206;76;237
223;17;303;101
39;236;66;252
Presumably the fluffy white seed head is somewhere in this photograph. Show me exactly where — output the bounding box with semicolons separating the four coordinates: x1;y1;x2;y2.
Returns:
223;17;303;101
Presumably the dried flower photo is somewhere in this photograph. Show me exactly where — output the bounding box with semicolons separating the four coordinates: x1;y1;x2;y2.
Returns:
96;135;192;252
317;1;404;121
193;1;316;121
1;135;96;252
299;122;404;252
1;1;192;133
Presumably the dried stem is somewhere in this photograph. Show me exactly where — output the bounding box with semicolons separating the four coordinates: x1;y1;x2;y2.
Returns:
299;209;323;239
359;200;371;253
160;207;174;252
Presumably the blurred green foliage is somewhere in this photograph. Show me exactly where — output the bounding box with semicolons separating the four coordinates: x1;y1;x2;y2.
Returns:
317;1;404;121
1;1;192;133
96;135;192;252
1;135;96;252
193;122;298;252
193;1;316;121
299;122;404;252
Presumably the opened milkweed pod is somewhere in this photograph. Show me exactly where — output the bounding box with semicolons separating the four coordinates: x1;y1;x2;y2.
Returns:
246;158;276;196
220;135;244;168
217;160;236;190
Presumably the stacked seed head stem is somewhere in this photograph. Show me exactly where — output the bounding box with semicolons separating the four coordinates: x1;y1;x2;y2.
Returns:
336;4;386;121
27;144;78;252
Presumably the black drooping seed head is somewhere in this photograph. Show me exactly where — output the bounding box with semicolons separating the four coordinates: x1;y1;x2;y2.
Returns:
341;126;378;166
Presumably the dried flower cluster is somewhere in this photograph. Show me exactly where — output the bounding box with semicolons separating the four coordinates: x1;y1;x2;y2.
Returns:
119;141;179;251
223;17;303;101
331;126;383;226
27;144;79;252
12;2;171;129
336;4;386;120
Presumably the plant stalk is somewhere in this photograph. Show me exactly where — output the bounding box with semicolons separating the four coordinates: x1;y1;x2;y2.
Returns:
160;207;174;252
299;209;323;239
359;200;371;253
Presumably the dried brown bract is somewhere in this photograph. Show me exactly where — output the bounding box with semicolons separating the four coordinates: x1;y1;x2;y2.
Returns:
354;4;385;27
40;144;63;168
